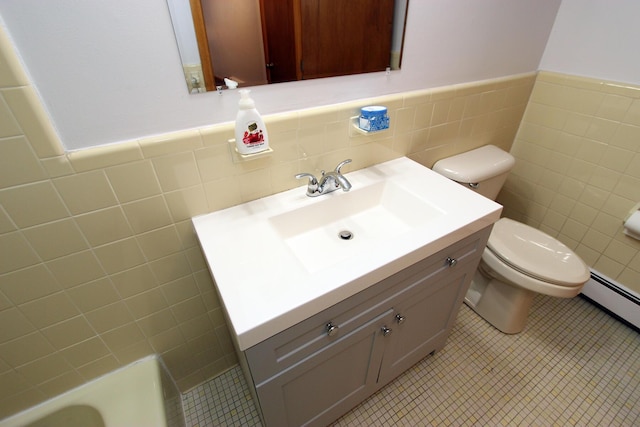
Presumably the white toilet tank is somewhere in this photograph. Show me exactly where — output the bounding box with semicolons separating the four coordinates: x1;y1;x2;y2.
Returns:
432;145;515;200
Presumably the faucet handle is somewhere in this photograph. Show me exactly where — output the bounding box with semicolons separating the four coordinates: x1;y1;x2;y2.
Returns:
295;172;317;184
335;159;352;173
295;173;319;196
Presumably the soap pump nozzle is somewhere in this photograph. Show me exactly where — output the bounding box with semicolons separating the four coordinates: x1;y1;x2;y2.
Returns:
238;89;255;109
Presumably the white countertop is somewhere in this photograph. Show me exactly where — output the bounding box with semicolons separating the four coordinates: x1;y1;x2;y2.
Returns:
192;157;501;350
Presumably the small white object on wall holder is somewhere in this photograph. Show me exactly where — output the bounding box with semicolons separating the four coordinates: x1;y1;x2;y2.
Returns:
623;201;640;240
228;139;273;163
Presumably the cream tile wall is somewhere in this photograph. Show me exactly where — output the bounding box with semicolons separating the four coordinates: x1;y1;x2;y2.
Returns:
0;25;534;419
501;71;640;294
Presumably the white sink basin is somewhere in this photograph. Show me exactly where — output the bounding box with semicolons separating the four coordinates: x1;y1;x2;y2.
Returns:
269;181;444;273
193;157;501;350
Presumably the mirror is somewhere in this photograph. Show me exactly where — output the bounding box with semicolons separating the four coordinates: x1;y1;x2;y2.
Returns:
167;0;409;93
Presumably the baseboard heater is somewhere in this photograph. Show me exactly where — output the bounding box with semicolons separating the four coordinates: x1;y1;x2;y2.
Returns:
580;271;640;331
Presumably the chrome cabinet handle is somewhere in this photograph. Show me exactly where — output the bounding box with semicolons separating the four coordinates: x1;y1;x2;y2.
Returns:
395;314;405;325
446;257;458;267
381;326;392;336
326;322;339;337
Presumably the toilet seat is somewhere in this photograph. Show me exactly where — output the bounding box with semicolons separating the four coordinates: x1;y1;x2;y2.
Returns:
481;247;584;298
487;218;590;287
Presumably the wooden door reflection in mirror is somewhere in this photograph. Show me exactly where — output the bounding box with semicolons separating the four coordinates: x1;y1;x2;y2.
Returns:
300;0;394;80
188;0;399;91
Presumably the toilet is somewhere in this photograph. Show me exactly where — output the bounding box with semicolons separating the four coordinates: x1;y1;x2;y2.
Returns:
432;145;590;333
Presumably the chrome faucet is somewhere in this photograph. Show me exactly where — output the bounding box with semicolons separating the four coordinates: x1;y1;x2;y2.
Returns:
295;159;352;197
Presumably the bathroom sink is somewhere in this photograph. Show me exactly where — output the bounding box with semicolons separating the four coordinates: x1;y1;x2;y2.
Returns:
193;157;501;350
269;181;444;273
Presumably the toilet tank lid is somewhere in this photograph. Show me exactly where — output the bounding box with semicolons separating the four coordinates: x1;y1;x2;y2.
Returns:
432;145;515;183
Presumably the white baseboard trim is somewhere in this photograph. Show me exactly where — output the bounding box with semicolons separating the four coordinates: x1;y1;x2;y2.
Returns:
581;271;640;331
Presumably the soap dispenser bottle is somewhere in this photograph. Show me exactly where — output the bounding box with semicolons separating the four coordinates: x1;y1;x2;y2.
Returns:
234;89;269;155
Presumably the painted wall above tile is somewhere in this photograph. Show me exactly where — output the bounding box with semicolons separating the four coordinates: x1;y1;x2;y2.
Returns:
0;1;560;150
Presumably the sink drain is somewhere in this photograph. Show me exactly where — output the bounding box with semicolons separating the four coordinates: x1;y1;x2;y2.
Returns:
338;230;354;240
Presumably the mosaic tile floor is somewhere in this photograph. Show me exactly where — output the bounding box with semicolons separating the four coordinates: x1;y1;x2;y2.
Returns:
182;295;640;426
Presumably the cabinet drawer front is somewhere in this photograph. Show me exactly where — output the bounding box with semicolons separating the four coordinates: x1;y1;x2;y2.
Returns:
247;299;393;384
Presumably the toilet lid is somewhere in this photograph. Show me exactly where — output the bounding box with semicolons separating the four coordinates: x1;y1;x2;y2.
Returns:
487;218;590;286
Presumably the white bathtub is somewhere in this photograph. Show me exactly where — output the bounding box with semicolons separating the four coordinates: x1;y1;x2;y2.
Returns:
0;356;185;427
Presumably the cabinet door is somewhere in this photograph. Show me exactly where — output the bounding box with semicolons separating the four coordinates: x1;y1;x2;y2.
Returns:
255;309;393;427
378;268;472;384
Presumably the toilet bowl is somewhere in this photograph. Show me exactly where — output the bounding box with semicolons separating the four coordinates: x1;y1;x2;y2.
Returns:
432;145;590;333
468;217;590;333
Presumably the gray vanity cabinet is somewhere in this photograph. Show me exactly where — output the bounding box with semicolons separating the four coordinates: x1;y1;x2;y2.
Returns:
242;226;491;427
